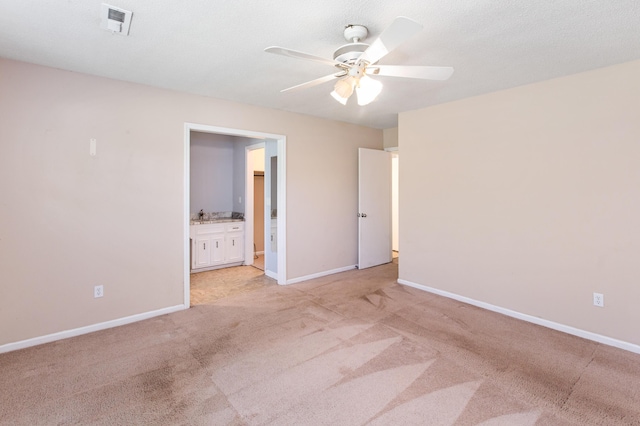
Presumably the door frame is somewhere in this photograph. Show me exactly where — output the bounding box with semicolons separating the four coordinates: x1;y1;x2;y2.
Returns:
183;123;287;307
385;147;399;254
358;147;392;269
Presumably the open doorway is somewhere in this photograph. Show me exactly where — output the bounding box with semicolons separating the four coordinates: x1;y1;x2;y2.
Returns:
243;141;279;280
252;171;265;270
183;123;286;308
244;143;265;271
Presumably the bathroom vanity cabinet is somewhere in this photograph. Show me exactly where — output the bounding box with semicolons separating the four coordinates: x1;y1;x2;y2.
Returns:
190;222;244;271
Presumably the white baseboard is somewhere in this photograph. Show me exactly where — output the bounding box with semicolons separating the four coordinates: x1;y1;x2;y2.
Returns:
191;261;244;273
398;279;640;355
265;270;278;280
0;304;187;354
255;251;265;256
285;265;357;285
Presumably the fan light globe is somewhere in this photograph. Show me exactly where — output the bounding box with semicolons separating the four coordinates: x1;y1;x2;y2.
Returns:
331;76;355;105
334;77;355;98
355;75;383;106
330;90;348;105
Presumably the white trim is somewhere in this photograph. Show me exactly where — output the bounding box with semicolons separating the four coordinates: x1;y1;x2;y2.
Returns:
255;251;265;256
384;147;399;152
185;123;285;141
276;136;287;285
191;261;244;273
183;125;191;308
265;270;278;280
398;279;640;355
0;305;186;354
286;265;357;285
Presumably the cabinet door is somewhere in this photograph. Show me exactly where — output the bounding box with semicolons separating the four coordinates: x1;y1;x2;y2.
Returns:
226;234;244;263
194;236;211;268
210;235;225;265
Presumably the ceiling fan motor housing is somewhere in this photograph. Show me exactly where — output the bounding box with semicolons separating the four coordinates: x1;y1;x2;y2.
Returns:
333;24;369;65
333;42;369;64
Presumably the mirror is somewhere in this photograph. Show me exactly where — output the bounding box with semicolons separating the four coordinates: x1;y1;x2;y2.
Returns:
269;156;278;256
264;147;279;274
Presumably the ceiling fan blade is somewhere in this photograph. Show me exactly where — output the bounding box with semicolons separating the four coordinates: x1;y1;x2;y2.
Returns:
371;65;454;80
265;46;339;67
280;72;343;93
359;16;423;65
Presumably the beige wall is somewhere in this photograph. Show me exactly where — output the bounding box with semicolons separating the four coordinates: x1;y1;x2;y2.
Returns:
383;127;398;149
0;58;382;347
399;60;640;346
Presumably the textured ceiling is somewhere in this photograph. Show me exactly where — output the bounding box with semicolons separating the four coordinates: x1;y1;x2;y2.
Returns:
1;1;639;129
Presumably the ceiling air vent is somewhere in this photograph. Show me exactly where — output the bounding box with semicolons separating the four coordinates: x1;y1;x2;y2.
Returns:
100;3;133;36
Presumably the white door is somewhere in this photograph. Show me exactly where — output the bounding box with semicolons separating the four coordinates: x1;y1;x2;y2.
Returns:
358;148;392;269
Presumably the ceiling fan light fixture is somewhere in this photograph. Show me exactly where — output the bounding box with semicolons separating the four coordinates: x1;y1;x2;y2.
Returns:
331;76;355;105
334;76;355;98
265;17;453;110
330;90;349;105
355;75;383;106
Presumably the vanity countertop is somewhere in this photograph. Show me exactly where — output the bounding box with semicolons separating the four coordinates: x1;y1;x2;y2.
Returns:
190;219;244;225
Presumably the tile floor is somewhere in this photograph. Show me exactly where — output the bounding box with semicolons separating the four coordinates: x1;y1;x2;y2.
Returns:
190;263;274;306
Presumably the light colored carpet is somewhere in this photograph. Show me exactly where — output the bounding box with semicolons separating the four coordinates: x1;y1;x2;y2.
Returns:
1;262;640;425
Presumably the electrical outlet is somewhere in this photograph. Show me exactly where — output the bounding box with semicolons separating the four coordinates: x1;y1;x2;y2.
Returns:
593;292;604;307
94;285;104;298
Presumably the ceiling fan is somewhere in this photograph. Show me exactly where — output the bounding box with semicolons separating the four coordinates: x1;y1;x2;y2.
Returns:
264;16;454;106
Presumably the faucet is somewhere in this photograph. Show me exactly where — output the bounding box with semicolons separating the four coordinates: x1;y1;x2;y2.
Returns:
199;209;204;220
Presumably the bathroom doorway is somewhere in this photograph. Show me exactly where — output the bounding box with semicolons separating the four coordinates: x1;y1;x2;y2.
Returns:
252;171;265;270
183;123;286;308
244;143;265;272
244;141;279;279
